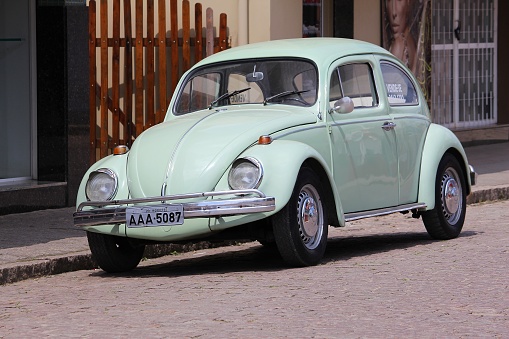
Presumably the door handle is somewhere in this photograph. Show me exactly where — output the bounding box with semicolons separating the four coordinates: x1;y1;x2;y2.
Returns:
454;20;461;41
381;121;396;131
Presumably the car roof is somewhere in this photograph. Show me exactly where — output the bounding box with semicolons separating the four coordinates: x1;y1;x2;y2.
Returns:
195;38;393;68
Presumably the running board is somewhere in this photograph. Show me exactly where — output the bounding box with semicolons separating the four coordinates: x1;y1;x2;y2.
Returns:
344;203;427;222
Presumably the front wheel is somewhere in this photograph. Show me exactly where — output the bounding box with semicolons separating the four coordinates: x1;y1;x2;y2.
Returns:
272;167;328;266
422;154;467;239
87;231;145;273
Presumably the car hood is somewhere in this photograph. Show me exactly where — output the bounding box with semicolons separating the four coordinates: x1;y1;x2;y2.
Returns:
127;106;317;198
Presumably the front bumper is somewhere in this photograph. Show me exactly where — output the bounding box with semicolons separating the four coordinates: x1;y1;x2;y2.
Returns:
74;189;276;227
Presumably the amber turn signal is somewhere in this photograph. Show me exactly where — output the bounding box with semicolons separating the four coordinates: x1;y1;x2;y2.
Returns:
113;145;129;155
258;135;273;145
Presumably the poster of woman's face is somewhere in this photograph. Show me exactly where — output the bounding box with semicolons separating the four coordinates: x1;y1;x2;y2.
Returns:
382;0;431;102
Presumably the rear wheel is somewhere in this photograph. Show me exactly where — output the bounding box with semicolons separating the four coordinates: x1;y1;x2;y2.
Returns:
422;154;466;239
87;231;145;273
272;168;328;266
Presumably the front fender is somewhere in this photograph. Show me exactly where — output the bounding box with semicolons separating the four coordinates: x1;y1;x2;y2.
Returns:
215;139;346;225
75;153;130;236
418;124;471;210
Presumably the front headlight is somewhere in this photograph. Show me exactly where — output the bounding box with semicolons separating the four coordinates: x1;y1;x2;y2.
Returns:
228;157;263;190
85;168;118;201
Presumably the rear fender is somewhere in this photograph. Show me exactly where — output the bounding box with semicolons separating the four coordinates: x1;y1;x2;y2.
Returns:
418;124;471;210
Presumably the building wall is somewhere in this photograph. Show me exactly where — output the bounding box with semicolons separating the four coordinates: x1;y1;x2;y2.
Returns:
0;3;89;215
353;0;380;44
37;5;89;206
248;0;302;44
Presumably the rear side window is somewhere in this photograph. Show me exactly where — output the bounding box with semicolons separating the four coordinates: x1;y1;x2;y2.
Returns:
380;62;418;106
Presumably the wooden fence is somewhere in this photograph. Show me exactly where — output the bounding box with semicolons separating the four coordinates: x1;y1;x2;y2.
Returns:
89;0;228;163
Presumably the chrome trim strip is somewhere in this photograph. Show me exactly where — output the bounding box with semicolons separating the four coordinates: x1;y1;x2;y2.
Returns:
344;203;427;222
329;117;389;127
74;189;276;227
392;115;429;122
273;125;327;140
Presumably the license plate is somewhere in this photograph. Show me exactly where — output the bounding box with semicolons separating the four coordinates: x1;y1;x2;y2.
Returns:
126;204;184;228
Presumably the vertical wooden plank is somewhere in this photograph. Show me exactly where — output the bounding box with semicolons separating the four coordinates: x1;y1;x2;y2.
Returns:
157;0;167;123
146;0;155;128
182;0;191;72
206;7;213;57
89;0;97;164
124;0;133;147
100;0;109;158
194;3;203;63
135;0;144;138
219;13;228;52
170;0;179;92
112;0;120;149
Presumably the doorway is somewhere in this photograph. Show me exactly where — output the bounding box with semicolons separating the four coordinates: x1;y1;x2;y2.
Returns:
0;0;36;182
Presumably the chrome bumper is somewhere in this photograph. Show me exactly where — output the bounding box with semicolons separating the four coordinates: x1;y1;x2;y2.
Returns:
74;189;276;227
469;165;477;186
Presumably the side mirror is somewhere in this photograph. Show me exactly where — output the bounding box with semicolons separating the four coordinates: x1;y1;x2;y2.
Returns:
331;97;354;114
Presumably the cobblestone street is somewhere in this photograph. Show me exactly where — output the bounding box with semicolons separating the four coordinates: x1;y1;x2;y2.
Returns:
1;200;508;338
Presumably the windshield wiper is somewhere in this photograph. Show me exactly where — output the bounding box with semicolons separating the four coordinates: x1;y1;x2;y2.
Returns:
263;90;309;105
208;87;251;109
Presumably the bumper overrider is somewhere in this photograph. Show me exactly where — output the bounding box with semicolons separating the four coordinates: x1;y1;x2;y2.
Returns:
74;189;276;227
469;165;477;186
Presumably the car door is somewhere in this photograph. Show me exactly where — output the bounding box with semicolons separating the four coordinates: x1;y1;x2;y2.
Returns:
377;59;430;205
328;56;399;213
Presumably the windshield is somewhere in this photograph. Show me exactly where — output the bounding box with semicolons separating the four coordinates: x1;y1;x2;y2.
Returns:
174;58;318;115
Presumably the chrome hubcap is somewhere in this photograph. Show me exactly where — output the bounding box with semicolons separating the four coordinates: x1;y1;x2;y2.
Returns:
441;168;462;224
297;184;323;250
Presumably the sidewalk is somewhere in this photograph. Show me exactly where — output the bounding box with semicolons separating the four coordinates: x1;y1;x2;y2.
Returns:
1;142;508;285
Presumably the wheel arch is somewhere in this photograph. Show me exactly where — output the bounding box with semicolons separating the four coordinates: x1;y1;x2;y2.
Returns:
418;124;472;210
234;140;345;226
301;158;341;228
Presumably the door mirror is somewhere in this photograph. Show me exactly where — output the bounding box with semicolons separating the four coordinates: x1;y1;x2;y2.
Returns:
331;97;354;114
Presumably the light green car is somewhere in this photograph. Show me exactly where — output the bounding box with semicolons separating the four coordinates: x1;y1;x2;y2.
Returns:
74;38;476;273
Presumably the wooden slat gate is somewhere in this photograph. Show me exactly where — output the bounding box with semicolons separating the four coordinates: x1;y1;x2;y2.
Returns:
89;0;228;163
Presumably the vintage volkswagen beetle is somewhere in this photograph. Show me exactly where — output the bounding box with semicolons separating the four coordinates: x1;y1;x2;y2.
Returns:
74;38;476;273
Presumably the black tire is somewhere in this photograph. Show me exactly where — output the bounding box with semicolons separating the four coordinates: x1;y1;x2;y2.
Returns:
272;167;328;266
422;154;466;240
87;231;145;273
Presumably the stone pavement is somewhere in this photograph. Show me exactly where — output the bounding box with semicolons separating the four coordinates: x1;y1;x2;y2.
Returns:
0;142;508;285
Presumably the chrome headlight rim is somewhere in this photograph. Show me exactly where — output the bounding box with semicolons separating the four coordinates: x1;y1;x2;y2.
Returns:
228;157;264;190
85;168;119;202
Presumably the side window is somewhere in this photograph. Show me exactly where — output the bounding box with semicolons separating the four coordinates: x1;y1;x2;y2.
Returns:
329;69;343;108
380;62;418;105
329;63;378;109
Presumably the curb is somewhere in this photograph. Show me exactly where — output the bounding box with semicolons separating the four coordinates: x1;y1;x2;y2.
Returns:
0;240;245;285
467;187;509;205
2;187;508;285
0;254;96;286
